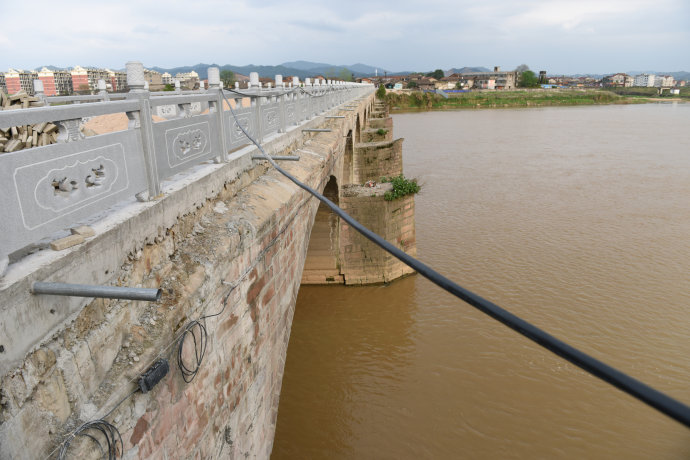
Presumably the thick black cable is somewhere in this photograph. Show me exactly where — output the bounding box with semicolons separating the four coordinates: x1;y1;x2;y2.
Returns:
57;419;123;460
220;88;690;428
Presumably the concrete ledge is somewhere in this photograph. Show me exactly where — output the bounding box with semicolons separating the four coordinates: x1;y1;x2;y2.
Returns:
0;93;374;376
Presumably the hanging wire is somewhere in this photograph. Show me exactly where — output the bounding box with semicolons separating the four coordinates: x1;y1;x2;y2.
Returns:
218;87;690;429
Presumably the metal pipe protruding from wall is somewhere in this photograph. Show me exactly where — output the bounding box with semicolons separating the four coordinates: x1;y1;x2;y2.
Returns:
251;155;300;161
32;282;162;302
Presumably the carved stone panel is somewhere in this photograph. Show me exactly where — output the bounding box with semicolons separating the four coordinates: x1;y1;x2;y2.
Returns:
156;105;178;119
163;122;211;168
286;102;296;125
263;106;280;134
13;143;129;230
227;109;255;149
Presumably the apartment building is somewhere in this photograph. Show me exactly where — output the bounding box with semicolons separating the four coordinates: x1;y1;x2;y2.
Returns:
4;69;38;95
70;66;110;92
162;72;173;85
633;74;656;87
175;70;200;89
107;69;128;92
654;75;675;87
459;66;517;90
37;67;73;96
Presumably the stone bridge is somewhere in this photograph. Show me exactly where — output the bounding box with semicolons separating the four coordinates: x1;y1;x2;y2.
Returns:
0;63;415;458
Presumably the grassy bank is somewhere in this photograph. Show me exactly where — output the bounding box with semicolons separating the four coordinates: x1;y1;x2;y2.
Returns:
385;89;647;111
607;86;690;99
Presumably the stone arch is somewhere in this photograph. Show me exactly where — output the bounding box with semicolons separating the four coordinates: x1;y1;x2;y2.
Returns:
301;176;343;284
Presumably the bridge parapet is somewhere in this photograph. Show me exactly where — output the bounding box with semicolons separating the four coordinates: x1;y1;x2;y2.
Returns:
0;62;372;276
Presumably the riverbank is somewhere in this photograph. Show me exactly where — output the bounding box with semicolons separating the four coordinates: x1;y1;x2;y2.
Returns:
385;89;662;112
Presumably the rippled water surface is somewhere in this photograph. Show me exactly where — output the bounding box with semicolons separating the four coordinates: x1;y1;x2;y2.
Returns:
273;103;690;459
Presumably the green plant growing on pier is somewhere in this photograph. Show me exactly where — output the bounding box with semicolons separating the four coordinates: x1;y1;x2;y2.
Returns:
380;175;420;201
376;128;388;135
376;84;386;99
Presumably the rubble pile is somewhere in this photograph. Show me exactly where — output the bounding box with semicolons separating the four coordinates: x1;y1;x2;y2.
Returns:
1;90;59;152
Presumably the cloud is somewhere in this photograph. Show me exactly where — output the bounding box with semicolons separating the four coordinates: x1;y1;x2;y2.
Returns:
0;0;687;74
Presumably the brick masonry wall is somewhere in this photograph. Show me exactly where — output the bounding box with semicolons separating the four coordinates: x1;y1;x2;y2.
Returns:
339;187;416;285
0;97;367;460
353;138;404;184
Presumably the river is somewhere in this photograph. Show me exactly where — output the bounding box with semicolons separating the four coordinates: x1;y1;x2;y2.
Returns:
272;103;690;459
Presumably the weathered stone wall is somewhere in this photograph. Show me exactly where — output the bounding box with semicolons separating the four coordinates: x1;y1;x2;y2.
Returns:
339;186;416;284
352;138;404;184
361;127;392;143
0;95;373;460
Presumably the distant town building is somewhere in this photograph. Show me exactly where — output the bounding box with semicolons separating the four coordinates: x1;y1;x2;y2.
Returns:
633;74;656;87
603;73;631;88
70;66;110;93
458;66;517;90
106;69;128;92
162;72;174;85
144;69;163;90
175;70;200;89
654;75;675;87
4;69;38;95
38;67;73;96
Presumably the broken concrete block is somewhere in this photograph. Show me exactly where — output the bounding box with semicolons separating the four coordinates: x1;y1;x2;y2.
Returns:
70;226;95;238
50;234;85;251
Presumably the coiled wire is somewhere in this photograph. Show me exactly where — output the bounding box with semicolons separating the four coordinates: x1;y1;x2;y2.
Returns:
57;419;123;460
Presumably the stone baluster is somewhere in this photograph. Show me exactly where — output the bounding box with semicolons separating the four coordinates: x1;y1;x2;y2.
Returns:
125;61;159;200
175;80;181;93
208;66;229;162
33;79;46;104
98;79;110;101
276;75;286;133
250;72;262;142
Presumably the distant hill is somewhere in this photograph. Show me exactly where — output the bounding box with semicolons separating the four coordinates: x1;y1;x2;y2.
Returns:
447;66;491;75
280;60;333;71
280;61;387;77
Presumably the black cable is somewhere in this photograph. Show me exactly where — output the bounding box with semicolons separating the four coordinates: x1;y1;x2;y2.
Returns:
219;88;690;428
57;419;123;460
177;319;208;383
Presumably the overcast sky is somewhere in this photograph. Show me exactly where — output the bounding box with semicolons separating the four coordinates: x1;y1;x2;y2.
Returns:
1;0;688;74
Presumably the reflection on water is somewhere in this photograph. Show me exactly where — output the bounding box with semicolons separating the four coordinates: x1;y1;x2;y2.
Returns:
273;104;690;459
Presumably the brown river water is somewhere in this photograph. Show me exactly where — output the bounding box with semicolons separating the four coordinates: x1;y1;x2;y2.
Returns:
272;103;690;459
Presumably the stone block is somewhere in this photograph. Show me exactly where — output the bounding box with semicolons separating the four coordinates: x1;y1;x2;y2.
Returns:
71;226;96;238
49;234;85;251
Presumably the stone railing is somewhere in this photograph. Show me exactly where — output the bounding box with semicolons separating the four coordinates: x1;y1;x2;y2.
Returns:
0;62;373;275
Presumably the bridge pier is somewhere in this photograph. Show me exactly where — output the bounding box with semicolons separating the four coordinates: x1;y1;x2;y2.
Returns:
301;100;416;285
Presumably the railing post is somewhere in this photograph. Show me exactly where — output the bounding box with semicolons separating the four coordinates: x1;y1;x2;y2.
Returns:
276;74;286;133
250;72;262;143
33;79;46;105
208;66;229;162
126;61;160;201
304;78;312;119
98;79;110;101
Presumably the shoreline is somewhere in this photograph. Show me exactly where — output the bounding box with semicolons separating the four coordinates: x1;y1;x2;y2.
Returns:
385;89;686;113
